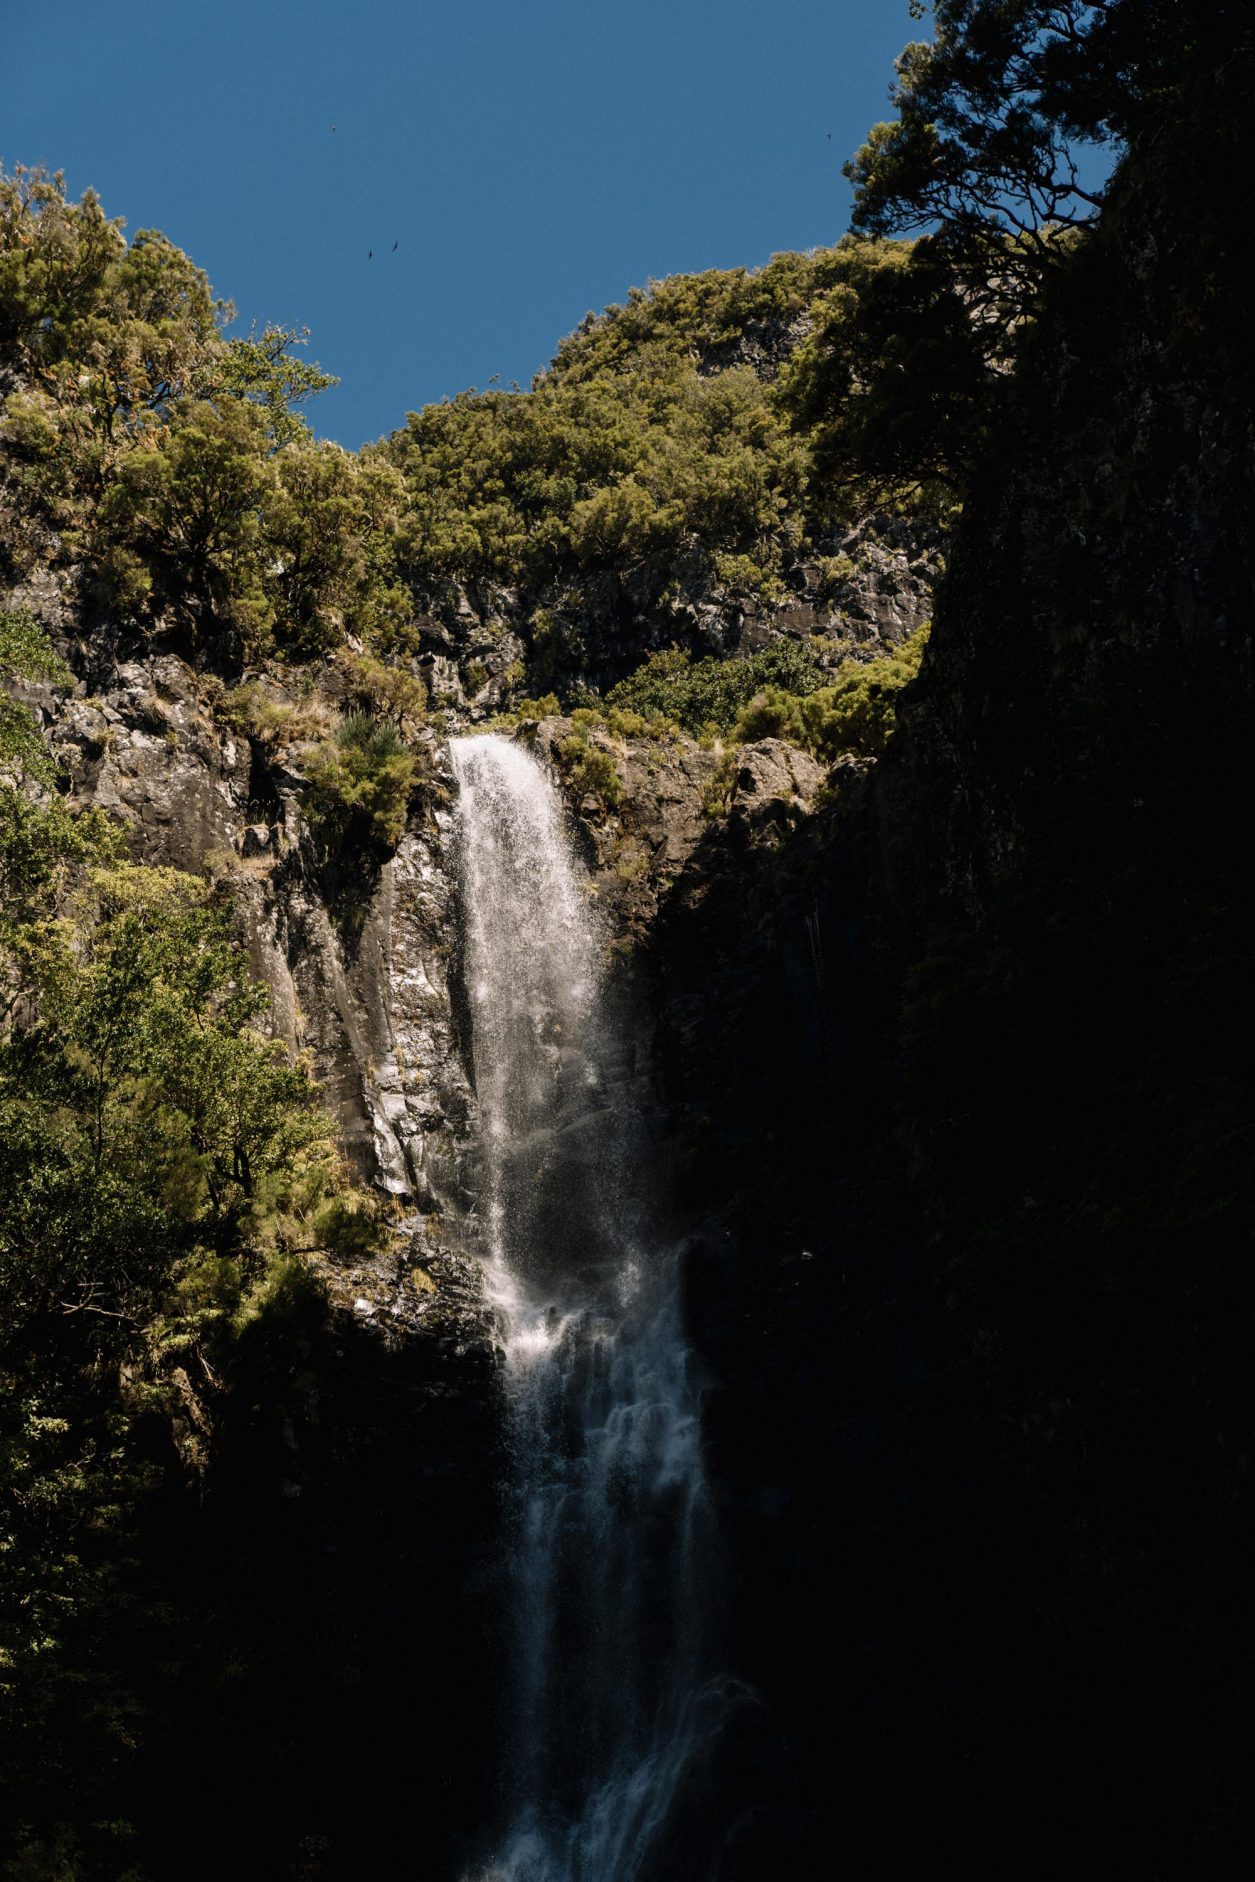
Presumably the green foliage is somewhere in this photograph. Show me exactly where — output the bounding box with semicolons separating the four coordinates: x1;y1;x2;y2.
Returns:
606;638;830;737
338;647;427;732
0;703;367;1840
490;691;562;727
302;710;418;849
732;625;929;761
701;749;739;818
778;236;994;500
1;607;69;778
823;6;1212;505
0;165;226;586
94;397;278;647
812;553;856;595
554;727;623;809
264;442;412;657
0;789;116;936
821;5;1228;507
1;167;412;666
383;313;811;619
0;165;222;444
208;322;337;447
216;676;335;748
91;413;413;659
844;4;1212;286
4;862;334;1265
846;6;1112;285
4;164;946;694
549;247;828;384
387;353;809;602
311;1190;390;1262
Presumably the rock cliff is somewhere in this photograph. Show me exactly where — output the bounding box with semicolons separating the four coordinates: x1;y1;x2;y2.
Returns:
641;52;1255;1877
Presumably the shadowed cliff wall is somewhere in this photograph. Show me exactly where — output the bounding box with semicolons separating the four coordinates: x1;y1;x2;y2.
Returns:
652;47;1255;1875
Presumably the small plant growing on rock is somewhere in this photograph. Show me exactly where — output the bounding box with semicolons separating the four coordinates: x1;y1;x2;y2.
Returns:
312;1190;390;1262
217;679;338;749
489;692;560;729
0;605;70;780
812;552;856;597
701;749;738;817
606;639;830;738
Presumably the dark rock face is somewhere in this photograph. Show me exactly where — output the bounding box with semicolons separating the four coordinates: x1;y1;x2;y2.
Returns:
121;1268;506;1882
642;66;1255;1879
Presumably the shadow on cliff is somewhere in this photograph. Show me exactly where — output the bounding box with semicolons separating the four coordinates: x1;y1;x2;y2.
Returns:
117;1269;507;1881
631;43;1255;1874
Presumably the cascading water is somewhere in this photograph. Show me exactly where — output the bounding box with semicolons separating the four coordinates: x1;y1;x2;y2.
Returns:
450;734;711;1882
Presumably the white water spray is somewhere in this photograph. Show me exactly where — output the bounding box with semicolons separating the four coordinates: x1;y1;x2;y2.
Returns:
450;735;710;1882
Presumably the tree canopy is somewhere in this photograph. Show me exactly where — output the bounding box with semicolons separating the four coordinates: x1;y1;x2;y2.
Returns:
845;2;1239;303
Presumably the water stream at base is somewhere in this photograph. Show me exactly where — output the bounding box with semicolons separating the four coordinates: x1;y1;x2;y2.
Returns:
450;734;713;1882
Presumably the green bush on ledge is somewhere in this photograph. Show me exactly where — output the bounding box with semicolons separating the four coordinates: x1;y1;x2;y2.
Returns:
302;710;418;849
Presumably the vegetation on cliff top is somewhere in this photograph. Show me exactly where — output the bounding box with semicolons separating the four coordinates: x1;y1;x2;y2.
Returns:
1;160;951;708
4;3;1177;725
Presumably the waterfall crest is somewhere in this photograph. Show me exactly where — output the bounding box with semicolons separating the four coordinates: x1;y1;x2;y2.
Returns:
450;734;710;1882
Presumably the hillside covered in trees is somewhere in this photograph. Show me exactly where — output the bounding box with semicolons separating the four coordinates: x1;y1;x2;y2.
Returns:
2;2;1252;1876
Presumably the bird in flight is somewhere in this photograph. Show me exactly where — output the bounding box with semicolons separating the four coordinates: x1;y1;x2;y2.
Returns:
392;241;399;251
368;249;373;261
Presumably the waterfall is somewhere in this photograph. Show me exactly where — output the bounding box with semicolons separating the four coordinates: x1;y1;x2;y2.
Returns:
450;734;711;1882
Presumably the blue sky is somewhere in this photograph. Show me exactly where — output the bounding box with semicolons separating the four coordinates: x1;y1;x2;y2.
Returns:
3;1;917;447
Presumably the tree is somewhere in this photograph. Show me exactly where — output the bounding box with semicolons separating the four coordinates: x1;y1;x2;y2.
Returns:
778;234;987;505
844;3;1238;311
847;5;1105;290
1;167;223;444
207;322;338;448
94;397;278;649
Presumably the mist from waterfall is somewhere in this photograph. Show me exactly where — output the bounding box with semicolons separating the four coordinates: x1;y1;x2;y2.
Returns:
450;734;711;1882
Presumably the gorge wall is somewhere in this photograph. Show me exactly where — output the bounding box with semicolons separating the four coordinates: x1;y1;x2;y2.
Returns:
2;24;1252;1876
643;58;1255;1877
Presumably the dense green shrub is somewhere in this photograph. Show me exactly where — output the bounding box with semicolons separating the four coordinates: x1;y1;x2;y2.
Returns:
383;350;808;618
549;245;867;385
555;732;623;809
302;710;418;848
264;444;412;656
732;625;929;760
93;416;413;659
338;647;427;732
605;638;831;736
